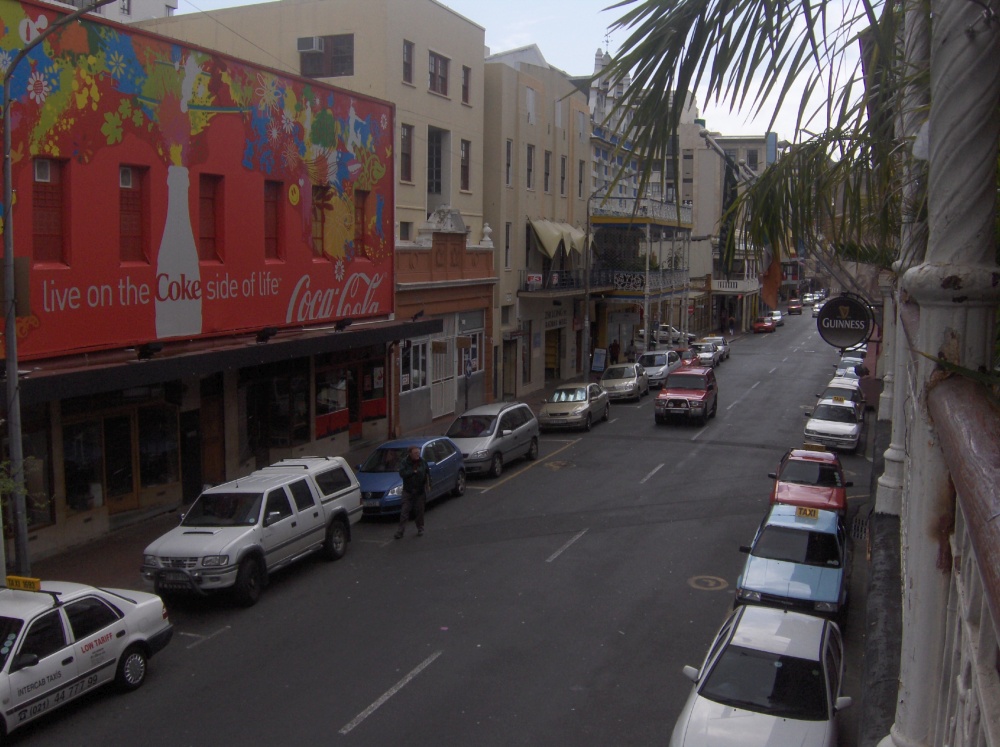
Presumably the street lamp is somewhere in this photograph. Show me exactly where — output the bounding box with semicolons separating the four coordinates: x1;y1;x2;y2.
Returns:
2;0;117;575
582;187;607;378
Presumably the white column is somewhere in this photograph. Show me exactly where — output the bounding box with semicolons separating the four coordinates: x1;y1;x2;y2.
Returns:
880;1;1000;745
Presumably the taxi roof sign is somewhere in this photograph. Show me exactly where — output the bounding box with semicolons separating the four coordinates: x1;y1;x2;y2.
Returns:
6;575;42;592
795;506;820;519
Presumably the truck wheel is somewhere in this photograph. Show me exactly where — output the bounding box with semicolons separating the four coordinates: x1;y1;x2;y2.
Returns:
489;453;503;478
452;469;467;496
233;558;263;607
324;518;348;561
115;645;147;691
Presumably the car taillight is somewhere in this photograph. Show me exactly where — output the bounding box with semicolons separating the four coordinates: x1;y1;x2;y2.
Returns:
162;604;169;620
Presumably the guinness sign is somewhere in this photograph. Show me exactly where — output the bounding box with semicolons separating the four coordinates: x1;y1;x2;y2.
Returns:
816;293;874;350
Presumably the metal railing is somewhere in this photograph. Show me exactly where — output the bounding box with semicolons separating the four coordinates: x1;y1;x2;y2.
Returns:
518;268;686;294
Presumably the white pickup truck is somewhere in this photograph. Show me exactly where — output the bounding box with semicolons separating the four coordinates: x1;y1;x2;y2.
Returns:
141;457;362;606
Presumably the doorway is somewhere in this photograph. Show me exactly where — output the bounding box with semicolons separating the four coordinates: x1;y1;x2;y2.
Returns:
104;415;136;514
545;328;562;380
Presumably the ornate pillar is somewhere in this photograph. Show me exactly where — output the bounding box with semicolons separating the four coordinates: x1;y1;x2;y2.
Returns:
881;1;1000;745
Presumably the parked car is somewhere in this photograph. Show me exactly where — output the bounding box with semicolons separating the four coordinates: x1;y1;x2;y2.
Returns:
600;363;650;401
637;324;696;346
670;605;852;746
445;401;539;478
691;341;722;368
637;350;682;387
812;301;825;318
357;437;465;516
0;580;173;737
142;456;362;605
752;316;776;333
834;355;868;379
769;309;785;326
804;397;863;452
699;335;730;361
654;367;718;425
675;346;700;366
818;376;867;416
736;504;851;620
787;299;803;314
538;383;610;431
769;446;852;514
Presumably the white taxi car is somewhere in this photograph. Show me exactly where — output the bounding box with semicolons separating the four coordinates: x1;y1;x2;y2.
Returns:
0;577;172;736
804;397;863;452
670;604;851;746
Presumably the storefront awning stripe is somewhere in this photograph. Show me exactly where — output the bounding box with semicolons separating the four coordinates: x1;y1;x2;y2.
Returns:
529;218;564;259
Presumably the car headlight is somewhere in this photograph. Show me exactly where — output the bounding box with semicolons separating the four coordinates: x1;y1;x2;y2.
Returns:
144;555;159;567
737;589;761;602
470;449;489;460
571;405;588;415
815;601;838;612
201;555;229;567
386;484;403;497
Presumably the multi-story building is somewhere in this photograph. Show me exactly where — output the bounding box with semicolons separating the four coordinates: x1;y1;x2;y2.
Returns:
138;0;495;431
1;0;438;559
57;0;176;23
482;45;592;398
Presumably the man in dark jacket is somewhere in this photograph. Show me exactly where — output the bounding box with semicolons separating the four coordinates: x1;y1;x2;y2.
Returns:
395;445;430;538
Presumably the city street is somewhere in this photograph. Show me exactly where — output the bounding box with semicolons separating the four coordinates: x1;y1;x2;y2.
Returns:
16;314;872;746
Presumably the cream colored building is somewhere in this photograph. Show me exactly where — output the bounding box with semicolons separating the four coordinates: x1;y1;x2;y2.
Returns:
483;46;593;398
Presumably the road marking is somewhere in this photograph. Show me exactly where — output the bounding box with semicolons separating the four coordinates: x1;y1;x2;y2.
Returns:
639;463;664;484
769;367;778;374
477;439;580;493
339;651;443;735
688;576;729;591
691;428;706;441
547;529;588;563
181;626;231;650
782;357;788;362
752;381;761;389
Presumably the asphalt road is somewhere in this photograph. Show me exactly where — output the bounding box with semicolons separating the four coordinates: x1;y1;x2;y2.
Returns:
14;314;871;746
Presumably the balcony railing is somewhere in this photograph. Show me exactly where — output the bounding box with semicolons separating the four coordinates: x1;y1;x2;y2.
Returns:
518;268;687;294
712;278;760;294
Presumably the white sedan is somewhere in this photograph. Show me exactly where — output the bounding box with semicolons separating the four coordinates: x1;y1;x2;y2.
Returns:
670;605;852;746
805;397;863;452
0;578;173;737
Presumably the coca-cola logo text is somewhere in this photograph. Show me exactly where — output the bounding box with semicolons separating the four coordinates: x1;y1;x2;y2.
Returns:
285;272;384;324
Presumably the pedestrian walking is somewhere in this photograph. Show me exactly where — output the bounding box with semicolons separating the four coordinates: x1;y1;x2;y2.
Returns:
395;445;430;538
625;340;636;363
728;318;735;336
609;339;621;364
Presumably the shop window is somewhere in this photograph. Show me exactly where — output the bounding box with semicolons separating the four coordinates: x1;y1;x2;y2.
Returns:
22;427;54;529
63;420;104;512
263;180;283;260
461;330;484;374
139;405;179;488
119;165;148;263
316;369;349;415
400;341;428;392
269;374;309;446
198;174;223;262
33;158;67;264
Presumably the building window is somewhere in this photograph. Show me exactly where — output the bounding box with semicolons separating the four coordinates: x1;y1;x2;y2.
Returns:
32;159;66;264
526;86;535;124
400;340;428;392
354;189;369;258
526;145;534;189
462;65;471;104
578;159;585;198
402;40;414;83
399;221;412;241
543;151;551;192
505;139;513;186
120;0;131;14
263;180;282;260
198;174;222;261
747;149;759;171
427;129;443;195
429;51;448;95
400;123;414;182
119;165;148;263
460;139;471;191
300;34;354;78
311;185;330;258
560;156;567;196
504;222;511;269
460;331;484;374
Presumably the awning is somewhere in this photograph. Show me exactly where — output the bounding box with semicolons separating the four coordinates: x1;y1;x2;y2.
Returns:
529;219;588;257
17;317;443;405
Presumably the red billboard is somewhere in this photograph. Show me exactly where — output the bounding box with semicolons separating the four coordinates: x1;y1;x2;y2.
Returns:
1;0;395;360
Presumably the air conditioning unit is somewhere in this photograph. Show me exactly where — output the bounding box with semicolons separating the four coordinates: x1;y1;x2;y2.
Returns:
297;36;324;53
119;166;133;189
34;159;50;183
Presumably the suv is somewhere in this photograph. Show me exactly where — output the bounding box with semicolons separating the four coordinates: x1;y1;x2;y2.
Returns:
654;366;719;425
445;402;539;478
142;457;362;606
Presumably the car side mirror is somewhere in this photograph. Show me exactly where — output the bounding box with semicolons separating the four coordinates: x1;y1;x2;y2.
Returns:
739;544;752;554
835;696;853;712
845;481;854;488
767;472;777;479
682;665;699;683
502;429;513;436
12;652;39;671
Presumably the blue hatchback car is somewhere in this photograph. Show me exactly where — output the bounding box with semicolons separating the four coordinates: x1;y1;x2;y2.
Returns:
357;437;466;516
735;504;850;621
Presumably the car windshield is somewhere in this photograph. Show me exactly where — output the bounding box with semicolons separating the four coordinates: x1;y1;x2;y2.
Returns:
756;318;770;324
360;446;410;473
813;404;858;423
699;645;829;721
603;366;634;380
0;616;24;667
752;526;841;567
694;344;713;353
446;415;496;439
779;461;844;488
182;492;263;527
639;354;666;367
551;388;587;403
665;374;706;390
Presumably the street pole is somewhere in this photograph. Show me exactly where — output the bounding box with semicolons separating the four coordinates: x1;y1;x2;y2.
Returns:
582;187;604;379
2;0;116;576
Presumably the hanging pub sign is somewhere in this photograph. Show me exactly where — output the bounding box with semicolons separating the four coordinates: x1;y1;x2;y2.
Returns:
816;293;874;350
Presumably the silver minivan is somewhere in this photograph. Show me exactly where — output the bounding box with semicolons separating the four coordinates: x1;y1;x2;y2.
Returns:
638;350;682;387
445;402;539;478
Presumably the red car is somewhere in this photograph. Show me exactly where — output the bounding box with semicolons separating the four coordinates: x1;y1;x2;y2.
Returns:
787;299;803;314
674;347;700;366
753;316;776;333
654;366;718;425
768;446;853;514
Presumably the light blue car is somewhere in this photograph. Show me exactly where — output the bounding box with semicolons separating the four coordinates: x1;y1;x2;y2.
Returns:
735;504;850;621
357;437;465;516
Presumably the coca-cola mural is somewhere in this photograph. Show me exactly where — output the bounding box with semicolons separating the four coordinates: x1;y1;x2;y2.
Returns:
0;0;394;360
